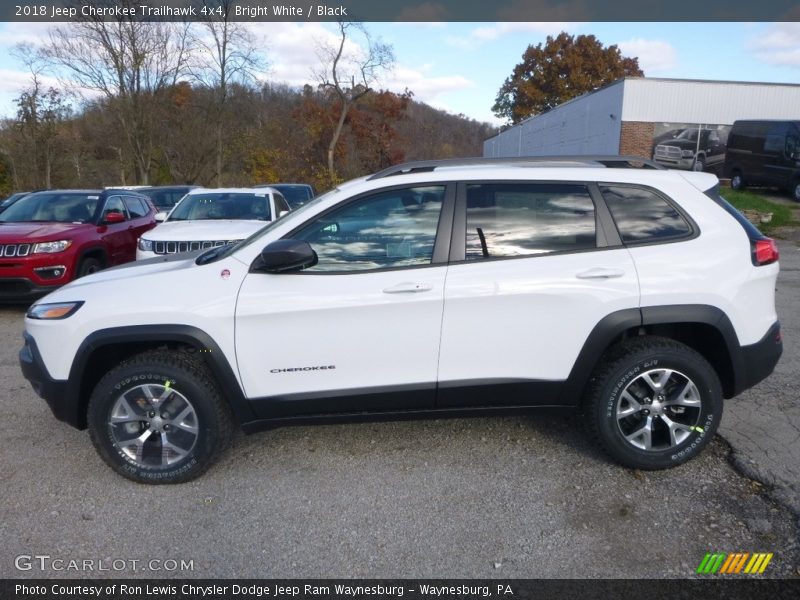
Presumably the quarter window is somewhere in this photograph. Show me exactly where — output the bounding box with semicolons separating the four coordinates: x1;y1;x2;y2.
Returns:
293;186;445;272
464;183;596;260
600;185;692;243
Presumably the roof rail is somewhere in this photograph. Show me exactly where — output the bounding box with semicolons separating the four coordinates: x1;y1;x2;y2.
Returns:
366;155;665;180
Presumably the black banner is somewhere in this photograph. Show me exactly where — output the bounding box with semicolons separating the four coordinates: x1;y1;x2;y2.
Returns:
3;579;800;600
3;0;800;23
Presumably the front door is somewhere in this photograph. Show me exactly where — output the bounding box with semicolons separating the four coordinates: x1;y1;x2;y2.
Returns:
235;184;454;418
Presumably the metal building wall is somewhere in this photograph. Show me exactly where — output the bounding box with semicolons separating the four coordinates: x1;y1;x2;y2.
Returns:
483;81;624;157
621;78;800;124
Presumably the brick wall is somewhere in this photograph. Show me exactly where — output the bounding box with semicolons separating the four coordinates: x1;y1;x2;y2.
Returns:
619;121;656;158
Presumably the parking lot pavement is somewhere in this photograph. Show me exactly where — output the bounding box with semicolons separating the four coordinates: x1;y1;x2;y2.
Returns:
720;239;800;514
1;279;798;578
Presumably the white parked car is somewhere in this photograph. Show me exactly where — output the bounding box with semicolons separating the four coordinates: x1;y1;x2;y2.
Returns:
20;157;782;483
136;187;290;260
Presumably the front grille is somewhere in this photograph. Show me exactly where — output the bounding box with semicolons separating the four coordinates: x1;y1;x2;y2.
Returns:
0;244;31;258
655;145;682;159
152;240;239;255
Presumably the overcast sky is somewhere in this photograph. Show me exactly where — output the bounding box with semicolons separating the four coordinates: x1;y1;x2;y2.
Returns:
0;21;797;126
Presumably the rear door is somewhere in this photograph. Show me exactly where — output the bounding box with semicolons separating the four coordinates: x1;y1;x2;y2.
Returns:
436;181;639;408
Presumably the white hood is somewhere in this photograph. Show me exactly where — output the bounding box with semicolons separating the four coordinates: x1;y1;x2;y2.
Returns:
141;219;268;242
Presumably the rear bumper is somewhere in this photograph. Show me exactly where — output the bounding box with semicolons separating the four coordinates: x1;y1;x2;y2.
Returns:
19;332;79;428
735;321;783;395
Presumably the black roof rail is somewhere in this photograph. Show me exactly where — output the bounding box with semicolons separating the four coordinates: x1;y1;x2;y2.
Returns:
366;155;665;180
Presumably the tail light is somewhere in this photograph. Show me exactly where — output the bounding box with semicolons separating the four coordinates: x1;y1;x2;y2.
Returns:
752;238;779;266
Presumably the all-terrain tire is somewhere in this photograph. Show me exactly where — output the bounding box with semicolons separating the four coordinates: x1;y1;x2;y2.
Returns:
87;349;234;484
583;336;723;470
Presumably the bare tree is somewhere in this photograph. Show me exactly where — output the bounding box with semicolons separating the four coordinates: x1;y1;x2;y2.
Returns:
190;0;265;186
43;3;191;184
315;21;394;182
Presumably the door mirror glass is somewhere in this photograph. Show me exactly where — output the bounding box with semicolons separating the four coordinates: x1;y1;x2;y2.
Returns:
155;211;168;222
256;239;317;273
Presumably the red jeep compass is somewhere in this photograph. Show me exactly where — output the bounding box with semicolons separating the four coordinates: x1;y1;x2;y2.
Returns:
0;189;156;301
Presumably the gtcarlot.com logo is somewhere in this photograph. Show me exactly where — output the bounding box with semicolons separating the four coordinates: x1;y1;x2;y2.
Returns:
696;552;773;574
14;554;194;572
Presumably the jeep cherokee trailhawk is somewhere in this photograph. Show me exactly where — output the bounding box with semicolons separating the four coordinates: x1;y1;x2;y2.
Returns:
19;157;782;483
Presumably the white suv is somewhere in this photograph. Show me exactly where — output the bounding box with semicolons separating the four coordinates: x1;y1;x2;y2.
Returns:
136;187;290;260
19;157;782;484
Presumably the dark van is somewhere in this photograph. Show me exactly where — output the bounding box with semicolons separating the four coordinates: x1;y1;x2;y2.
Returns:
724;120;800;201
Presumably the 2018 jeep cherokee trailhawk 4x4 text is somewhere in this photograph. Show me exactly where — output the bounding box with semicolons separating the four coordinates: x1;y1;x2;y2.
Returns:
19;157;782;483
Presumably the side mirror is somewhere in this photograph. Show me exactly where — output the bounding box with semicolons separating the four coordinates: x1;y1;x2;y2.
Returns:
104;211;126;224
255;239;317;273
155;212;168;222
278;210;289;218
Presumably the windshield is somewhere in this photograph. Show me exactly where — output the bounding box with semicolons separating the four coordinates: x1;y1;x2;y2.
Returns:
169;192;272;222
0;193;101;223
268;185;312;208
196;187;340;264
142;188;190;210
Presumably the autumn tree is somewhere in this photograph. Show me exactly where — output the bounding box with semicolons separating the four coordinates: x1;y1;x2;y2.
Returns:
314;21;394;183
493;32;643;124
190;0;265;186
44;3;192;184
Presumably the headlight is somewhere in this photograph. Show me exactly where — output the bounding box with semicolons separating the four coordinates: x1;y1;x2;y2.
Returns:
32;240;72;254
138;238;153;251
682;150;695;158
27;301;84;320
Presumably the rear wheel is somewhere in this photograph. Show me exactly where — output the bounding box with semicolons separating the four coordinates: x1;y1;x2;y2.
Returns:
730;171;745;191
584;337;722;470
87;350;234;484
792;180;800;202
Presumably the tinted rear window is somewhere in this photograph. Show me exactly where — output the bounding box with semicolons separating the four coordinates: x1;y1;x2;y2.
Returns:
600;185;693;244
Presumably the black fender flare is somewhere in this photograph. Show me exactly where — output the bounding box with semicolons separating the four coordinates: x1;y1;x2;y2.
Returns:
560;305;743;404
68;325;254;426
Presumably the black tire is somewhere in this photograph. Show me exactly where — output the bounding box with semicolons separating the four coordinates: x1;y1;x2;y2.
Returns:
87;349;234;484
692;157;705;172
77;257;103;278
583;337;722;470
792;180;800;203
730;171;745;191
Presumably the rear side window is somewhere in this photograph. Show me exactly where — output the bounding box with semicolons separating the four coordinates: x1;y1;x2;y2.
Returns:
124;196;149;218
465;183;596;259
600;185;692;244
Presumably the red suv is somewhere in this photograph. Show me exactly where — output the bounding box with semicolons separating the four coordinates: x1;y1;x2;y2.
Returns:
0;189;156;301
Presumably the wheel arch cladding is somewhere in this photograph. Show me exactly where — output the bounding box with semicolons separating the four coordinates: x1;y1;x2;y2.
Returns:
70;325;254;429
563;305;740;404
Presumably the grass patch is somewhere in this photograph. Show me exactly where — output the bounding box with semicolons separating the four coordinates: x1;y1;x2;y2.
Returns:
719;189;797;232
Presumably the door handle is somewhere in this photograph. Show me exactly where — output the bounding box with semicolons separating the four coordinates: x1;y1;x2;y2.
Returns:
576;268;625;280
383;282;433;294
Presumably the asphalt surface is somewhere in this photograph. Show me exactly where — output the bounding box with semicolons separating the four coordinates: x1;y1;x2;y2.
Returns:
1;245;799;579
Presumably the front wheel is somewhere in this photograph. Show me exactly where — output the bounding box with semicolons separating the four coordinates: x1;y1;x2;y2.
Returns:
584;337;722;470
87;350;234;484
692;157;705;172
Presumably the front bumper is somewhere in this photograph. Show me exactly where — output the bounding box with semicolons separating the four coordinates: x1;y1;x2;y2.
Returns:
653;157;695;170
19;332;79;428
0;278;61;303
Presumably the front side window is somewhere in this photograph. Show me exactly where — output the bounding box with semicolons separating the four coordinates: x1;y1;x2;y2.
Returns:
601;185;692;244
464;183;596;260
293;186;445;272
102;196;128;220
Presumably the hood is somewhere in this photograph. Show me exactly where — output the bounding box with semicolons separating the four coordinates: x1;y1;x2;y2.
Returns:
56;251;202;291
658;139;701;151
140;220;267;242
0;221;90;241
